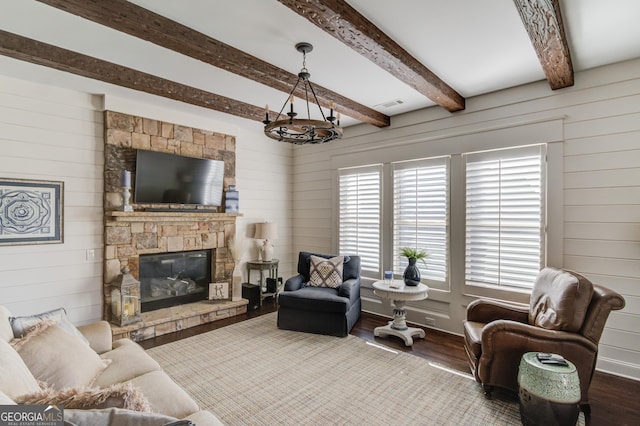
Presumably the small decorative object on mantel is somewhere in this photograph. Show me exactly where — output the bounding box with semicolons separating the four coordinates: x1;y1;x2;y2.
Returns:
109;266;142;326
225;185;239;213
120;170;133;212
400;247;428;286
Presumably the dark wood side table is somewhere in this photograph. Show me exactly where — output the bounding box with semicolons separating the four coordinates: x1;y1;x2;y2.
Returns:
246;259;279;306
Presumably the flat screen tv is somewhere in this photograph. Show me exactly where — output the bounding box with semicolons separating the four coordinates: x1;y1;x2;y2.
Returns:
134;150;225;206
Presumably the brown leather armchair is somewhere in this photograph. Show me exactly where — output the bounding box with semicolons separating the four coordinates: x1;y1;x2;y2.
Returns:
463;267;625;408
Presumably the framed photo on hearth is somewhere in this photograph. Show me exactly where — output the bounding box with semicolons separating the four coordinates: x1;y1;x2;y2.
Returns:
209;282;229;301
0;178;64;246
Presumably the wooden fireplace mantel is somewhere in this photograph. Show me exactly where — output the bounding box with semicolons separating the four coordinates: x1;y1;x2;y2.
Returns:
105;211;242;222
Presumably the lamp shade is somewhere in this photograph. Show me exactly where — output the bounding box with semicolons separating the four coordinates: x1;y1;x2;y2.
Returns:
254;222;278;240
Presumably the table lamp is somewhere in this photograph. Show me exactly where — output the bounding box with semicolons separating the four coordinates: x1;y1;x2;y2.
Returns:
254;222;278;261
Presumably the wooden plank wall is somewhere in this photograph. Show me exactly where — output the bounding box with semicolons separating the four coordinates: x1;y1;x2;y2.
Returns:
292;58;640;379
0;75;104;324
0;73;295;325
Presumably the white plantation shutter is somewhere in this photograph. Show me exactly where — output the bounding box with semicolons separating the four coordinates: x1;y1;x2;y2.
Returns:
393;158;448;283
339;166;381;275
464;145;545;289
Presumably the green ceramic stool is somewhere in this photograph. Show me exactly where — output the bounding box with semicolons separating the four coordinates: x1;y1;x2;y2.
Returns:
518;352;581;426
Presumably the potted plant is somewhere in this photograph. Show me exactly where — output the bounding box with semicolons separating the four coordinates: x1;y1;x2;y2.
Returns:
400;247;428;286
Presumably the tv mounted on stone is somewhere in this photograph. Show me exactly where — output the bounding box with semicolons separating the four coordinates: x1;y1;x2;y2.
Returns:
134;149;225;206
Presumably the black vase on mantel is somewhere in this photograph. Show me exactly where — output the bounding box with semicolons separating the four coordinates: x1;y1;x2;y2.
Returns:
403;258;421;286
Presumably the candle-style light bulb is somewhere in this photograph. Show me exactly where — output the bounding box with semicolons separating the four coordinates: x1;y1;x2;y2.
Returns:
287;95;298;119
120;170;133;211
121;170;131;188
337;112;341;126
264;104;269;122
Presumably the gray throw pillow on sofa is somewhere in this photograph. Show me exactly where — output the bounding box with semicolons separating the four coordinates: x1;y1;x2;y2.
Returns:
10;307;89;344
65;407;186;426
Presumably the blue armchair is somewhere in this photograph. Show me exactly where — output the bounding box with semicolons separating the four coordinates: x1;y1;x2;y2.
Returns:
277;252;361;337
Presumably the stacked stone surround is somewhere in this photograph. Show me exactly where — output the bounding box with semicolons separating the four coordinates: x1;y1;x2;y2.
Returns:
104;111;246;340
103;110;237;213
104;211;237;285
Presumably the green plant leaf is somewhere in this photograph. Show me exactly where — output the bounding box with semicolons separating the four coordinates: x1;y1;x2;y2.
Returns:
400;247;428;265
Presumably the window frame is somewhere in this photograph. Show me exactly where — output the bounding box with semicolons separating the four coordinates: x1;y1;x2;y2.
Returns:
391;156;450;291
337;165;383;278
463;144;548;293
331;117;563;305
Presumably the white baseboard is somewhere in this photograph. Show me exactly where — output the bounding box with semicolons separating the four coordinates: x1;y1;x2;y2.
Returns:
596;356;640;381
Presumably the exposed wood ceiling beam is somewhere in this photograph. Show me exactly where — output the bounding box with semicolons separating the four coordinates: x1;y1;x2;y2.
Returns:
36;0;389;128
0;30;271;122
513;0;574;89
277;0;465;112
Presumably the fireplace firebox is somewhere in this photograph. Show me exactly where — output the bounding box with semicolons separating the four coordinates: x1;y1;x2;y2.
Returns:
139;250;212;312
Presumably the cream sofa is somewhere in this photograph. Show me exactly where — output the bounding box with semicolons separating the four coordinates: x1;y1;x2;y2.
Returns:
0;305;223;426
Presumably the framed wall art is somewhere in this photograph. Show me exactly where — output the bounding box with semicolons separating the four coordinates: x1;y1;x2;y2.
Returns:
0;178;64;246
208;282;229;300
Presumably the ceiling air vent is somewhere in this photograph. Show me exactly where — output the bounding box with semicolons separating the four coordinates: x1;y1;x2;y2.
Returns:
375;99;404;109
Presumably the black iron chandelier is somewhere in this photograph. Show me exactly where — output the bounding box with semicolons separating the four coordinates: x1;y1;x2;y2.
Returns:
263;42;343;145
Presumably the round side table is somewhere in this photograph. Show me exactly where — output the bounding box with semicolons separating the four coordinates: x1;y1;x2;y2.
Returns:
372;280;429;346
518;352;581;426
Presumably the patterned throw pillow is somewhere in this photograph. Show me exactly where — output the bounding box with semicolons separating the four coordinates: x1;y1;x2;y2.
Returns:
308;255;344;288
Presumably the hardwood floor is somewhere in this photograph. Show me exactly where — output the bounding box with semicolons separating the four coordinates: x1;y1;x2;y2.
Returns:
142;304;639;426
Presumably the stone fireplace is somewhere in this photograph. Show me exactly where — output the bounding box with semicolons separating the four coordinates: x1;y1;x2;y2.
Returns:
103;111;247;341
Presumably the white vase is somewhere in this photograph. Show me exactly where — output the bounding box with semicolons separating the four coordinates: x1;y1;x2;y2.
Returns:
232;264;243;301
262;241;274;261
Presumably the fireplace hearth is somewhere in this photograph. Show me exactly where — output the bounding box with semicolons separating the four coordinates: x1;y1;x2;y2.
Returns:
139;249;212;312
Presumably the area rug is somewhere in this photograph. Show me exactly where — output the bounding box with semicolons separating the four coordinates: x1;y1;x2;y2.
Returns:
147;313;521;425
